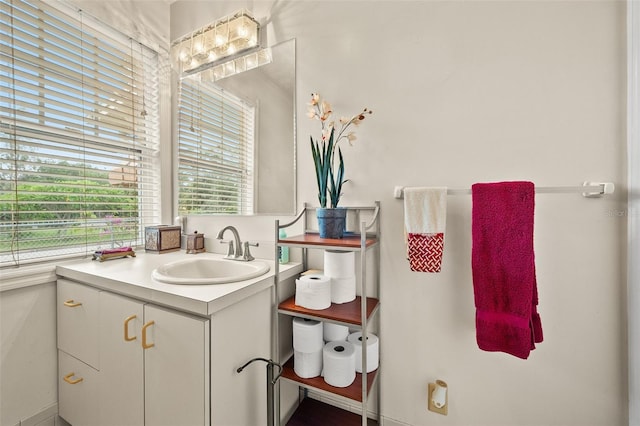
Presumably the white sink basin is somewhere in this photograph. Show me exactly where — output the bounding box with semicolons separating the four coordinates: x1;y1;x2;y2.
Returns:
152;257;270;285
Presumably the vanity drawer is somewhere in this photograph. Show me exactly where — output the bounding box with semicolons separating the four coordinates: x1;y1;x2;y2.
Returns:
58;350;99;426
57;279;100;369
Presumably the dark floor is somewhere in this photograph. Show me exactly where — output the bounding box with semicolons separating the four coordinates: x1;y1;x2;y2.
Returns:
286;397;378;426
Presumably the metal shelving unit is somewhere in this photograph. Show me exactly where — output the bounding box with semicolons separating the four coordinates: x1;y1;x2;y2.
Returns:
273;202;381;426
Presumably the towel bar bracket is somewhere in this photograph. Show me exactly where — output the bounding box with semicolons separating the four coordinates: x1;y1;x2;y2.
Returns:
393;186;404;199
582;181;615;198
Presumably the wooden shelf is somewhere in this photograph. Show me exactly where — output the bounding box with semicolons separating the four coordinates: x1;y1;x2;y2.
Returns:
286;397;378;426
278;233;377;250
278;296;379;326
280;357;378;403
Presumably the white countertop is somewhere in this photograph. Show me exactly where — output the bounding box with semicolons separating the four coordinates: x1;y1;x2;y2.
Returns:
56;251;302;317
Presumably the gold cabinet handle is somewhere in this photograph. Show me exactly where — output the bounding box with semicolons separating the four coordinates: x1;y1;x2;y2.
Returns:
63;372;83;385
63;299;82;308
141;320;155;349
124;314;137;342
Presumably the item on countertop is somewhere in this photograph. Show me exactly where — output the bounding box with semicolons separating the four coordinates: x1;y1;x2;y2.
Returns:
278;229;290;264
186;231;206;254
145;225;181;253
92;247;136;262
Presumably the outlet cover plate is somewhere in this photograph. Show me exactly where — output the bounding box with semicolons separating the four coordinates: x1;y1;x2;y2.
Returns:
428;382;448;415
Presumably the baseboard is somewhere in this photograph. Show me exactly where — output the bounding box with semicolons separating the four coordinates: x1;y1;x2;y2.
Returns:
19;403;58;426
306;390;378;419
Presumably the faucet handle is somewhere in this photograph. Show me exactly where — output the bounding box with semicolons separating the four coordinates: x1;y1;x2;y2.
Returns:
242;241;258;261
219;240;235;258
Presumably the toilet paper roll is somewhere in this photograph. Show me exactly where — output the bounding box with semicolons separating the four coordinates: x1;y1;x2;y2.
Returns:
347;331;379;373
295;274;331;310
294;349;323;378
292;317;324;352
324;250;355;278
324;322;349;342
331;276;356;304
323;341;356;388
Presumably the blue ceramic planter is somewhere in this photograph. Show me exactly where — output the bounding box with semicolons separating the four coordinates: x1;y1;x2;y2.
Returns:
316;207;347;239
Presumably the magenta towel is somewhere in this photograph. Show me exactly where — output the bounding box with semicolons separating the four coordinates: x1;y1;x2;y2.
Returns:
471;181;543;359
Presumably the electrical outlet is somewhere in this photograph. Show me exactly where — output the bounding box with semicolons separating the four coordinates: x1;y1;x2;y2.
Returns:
428;380;448;415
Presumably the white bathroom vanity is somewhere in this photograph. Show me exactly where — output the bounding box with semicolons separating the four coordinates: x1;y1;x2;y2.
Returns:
55;251;301;426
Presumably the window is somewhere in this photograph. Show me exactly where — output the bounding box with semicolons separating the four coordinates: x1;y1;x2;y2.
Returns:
0;0;160;266
177;78;255;215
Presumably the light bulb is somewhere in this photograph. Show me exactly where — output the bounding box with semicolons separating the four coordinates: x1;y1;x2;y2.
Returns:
193;41;204;55
179;49;190;63
246;54;256;68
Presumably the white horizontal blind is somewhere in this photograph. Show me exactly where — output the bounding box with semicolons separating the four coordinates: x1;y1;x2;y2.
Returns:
177;78;255;215
0;0;161;266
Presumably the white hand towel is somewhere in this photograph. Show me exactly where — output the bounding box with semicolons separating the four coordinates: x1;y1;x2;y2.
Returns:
403;187;447;272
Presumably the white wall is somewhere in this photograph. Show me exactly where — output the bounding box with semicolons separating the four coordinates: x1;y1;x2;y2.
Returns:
173;1;628;425
0;283;58;426
70;0;171;50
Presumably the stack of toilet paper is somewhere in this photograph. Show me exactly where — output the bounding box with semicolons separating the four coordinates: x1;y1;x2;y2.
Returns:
324;250;356;304
292;317;323;378
293;318;380;387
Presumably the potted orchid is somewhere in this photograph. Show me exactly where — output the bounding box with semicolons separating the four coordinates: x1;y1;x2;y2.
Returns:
308;92;372;238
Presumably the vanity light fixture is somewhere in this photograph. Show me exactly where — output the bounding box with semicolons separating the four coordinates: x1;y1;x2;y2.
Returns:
197;48;272;83
172;9;263;76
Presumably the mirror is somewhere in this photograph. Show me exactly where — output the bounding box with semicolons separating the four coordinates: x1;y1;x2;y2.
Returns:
185;39;296;215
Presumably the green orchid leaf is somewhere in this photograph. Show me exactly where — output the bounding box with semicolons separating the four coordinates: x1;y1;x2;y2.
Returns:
329;147;345;208
310;136;327;207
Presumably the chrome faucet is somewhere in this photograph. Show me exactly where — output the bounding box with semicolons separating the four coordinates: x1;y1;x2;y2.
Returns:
215;226;257;261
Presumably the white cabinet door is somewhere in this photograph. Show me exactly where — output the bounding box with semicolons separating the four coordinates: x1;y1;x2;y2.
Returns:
58;350;99;426
210;287;271;426
99;291;145;426
57;279;99;369
143;304;210;426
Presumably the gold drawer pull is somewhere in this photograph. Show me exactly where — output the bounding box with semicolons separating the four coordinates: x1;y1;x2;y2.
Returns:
124;314;137;341
63;299;82;308
63;372;83;385
142;320;155;349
